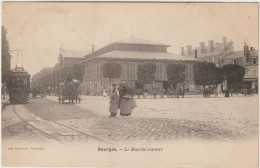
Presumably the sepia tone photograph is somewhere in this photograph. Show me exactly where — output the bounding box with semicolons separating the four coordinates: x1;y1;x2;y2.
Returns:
1;2;259;167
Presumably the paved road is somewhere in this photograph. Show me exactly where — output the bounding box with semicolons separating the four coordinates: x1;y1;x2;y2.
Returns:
2;105;54;144
3;96;258;144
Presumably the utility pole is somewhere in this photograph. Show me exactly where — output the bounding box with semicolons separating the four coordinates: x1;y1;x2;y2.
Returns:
91;45;95;57
131;25;134;38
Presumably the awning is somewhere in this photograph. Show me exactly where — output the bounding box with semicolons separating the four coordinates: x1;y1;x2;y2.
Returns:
243;78;258;82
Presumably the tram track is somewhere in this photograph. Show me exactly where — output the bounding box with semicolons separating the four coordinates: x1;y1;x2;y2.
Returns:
12;105;64;144
12;105;114;146
51;120;115;145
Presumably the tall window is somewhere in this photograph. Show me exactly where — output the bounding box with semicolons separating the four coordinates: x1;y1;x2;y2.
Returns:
221;59;224;66
121;63;127;80
96;62;103;79
96;63;99;79
127;62;136;80
234;59;237;64
253;57;257;65
156;63;163;80
93;63;97;79
90;63;94;79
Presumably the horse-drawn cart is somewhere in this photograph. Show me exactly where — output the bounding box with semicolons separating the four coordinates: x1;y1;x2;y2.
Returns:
166;87;186;98
58;80;81;103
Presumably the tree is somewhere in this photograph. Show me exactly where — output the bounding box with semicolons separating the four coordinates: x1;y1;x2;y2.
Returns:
213;67;224;86
61;66;72;82
2;26;11;98
193;62;218;87
166;63;186;89
102;63;121;81
137;63;157;85
31;67;53;88
66;73;73;82
72;63;85;82
222;64;245;90
102;63;121;91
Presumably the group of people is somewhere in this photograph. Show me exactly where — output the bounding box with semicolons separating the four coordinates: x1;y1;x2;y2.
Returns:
152;87;165;99
108;82;137;117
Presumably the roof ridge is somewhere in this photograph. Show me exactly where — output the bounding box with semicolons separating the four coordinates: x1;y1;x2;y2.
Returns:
115;37;169;46
221;50;244;59
63;49;91;52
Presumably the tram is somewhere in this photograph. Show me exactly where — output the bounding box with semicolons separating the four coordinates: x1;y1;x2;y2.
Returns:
8;67;31;104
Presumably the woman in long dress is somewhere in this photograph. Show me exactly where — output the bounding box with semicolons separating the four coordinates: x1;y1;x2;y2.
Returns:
119;85;137;116
109;83;119;117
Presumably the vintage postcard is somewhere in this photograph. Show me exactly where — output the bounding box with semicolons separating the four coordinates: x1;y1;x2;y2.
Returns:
1;2;258;167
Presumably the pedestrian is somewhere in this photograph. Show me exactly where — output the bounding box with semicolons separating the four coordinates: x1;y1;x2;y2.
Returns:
214;87;218;98
119;84;136;116
1;83;5;100
223;77;229;97
153;87;157;99
161;88;165;98
109;83;119;117
103;88;107;97
143;90;148;99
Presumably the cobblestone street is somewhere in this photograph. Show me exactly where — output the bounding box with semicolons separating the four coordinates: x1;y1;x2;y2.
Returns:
54;95;258;143
2;95;258;144
2;95;258;167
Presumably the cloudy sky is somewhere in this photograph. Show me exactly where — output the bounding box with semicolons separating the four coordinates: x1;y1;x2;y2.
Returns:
2;2;258;76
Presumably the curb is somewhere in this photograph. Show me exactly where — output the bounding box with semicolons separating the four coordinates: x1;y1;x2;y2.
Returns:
1;100;10;110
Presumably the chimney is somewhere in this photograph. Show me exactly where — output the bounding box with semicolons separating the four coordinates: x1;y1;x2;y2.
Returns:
92;45;95;56
199;42;205;53
244;42;249;63
186;45;192;56
209;40;214;52
223;36;227;48
181;47;184;56
194;49;198;59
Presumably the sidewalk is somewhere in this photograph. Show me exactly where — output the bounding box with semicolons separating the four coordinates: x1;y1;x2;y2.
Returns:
1;95;9;108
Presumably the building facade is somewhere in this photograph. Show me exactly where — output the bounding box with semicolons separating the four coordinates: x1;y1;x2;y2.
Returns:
221;43;258;92
181;36;234;66
58;48;90;68
81;38;198;95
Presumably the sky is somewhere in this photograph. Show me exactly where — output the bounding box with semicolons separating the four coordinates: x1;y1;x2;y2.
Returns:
2;2;258;76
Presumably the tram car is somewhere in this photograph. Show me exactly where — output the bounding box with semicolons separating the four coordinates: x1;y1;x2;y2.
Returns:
8;67;31;104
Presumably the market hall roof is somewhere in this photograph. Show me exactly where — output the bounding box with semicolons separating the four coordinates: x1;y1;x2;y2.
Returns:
82;37;198;62
115;37;170;46
95;50;197;61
